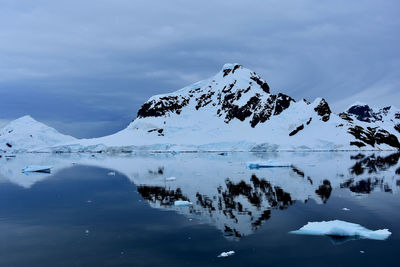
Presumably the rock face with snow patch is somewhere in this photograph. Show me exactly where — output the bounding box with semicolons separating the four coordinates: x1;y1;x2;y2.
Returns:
339;103;400;149
0;116;76;153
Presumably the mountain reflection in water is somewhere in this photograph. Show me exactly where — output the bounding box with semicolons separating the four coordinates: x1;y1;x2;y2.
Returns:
0;152;399;240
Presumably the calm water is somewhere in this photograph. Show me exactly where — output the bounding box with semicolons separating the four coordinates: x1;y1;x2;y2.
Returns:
0;152;399;266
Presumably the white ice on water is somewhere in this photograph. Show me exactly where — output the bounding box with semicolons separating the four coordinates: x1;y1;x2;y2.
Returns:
22;165;52;173
247;160;292;169
174;200;193;207
290;220;391;240
218;251;235;258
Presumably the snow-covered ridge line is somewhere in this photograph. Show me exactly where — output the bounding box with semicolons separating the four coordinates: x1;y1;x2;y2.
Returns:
0;115;76;153
1;64;400;153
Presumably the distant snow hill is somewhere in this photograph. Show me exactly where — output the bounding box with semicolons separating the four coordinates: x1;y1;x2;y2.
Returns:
0;115;76;153
1;64;400;153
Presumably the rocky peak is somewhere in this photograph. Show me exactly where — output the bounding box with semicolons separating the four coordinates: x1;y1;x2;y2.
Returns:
347;103;376;122
136;64;294;128
313;98;332;122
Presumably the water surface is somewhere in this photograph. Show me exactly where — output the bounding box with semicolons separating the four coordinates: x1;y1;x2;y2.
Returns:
0;152;399;266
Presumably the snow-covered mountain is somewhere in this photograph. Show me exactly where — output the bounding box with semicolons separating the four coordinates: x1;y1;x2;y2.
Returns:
0;115;76;153
2;64;400;152
47;63;399;152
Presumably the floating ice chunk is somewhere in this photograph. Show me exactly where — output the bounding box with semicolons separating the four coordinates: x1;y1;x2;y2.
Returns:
165;176;176;181
22;165;52;173
290;220;391;240
342;208;350;211
174;200;193;207
247;160;292;169
107;171;116;176
218;251;235;258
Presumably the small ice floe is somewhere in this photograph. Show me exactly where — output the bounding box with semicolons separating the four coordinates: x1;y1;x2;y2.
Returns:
290;220;391;241
360;250;365;254
218;251;235;258
247;160;292;169
107;171;116;176
22;165;52;173
174;200;193;207
86;200;92;203
165;176;176;181
342;208;350;211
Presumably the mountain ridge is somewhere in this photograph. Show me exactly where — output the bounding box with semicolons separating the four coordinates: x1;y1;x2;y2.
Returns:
1;64;399;152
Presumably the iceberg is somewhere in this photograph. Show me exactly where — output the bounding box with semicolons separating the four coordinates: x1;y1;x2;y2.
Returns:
290;220;391;241
218;251;235;258
174;200;193;207
22;165;52;173
247;160;292;169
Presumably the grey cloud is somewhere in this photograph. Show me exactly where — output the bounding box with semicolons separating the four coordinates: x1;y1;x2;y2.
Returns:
0;0;399;137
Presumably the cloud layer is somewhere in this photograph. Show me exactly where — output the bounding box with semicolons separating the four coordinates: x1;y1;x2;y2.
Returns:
0;0;399;137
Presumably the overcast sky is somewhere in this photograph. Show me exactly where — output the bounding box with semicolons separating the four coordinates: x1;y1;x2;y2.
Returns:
0;0;399;138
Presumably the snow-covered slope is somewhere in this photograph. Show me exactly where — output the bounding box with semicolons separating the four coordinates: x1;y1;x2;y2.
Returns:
47;63;400;152
0;115;76;153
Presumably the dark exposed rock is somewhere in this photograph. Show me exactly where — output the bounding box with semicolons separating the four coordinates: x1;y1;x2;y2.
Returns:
249;94;277;127
306;117;312;125
289;124;304;136
137;95;190;118
350;141;366;148
396;113;400;119
195;91;215;110
147;128;164;136
395;124;400;134
250;75;270;94
223;68;232;77
347;104;375;122
6;143;12;148
314;99;331;122
348;125;400;149
223;94;261;123
274;93;295;116
348;126;375;146
374;129;400;148
232;64;241;73
338;112;353;122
